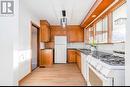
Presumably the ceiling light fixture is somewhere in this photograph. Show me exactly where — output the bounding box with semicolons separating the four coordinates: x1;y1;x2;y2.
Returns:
60;10;67;28
92;15;96;18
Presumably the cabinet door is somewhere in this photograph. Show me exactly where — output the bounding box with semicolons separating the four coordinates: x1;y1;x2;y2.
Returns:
67;26;84;42
40;20;50;42
50;26;67;42
67;50;76;63
77;55;81;70
76;55;79;67
40;49;53;67
76;51;81;70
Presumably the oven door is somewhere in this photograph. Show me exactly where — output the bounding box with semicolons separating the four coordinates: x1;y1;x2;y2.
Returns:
88;65;113;86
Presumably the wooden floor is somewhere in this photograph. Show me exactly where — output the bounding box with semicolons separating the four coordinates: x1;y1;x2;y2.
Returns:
19;64;87;86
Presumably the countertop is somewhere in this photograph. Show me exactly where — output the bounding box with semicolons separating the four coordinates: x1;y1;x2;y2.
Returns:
67;48;92;55
40;48;54;50
77;49;91;55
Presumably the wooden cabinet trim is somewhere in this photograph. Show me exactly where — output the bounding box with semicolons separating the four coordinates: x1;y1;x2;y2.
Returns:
81;0;115;28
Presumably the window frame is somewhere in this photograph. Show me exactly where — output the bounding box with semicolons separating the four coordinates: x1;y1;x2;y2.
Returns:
85;1;126;44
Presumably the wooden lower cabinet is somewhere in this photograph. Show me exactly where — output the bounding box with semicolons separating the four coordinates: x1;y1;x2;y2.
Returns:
40;49;53;68
67;50;76;63
67;49;81;70
76;51;81;70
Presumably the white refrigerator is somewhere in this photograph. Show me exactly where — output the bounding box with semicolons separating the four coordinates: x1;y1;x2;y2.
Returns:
54;36;67;63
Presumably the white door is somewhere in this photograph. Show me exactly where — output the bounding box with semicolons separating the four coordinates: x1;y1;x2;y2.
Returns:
31;26;38;70
55;45;67;63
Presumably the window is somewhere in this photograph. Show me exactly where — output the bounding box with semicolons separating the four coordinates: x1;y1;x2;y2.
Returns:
103;16;108;31
84;28;90;44
102;16;108;43
86;1;126;44
89;27;94;44
95;16;108;43
112;3;127;43
96;20;103;43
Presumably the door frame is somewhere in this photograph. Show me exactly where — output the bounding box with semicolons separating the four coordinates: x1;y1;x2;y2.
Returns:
30;21;40;71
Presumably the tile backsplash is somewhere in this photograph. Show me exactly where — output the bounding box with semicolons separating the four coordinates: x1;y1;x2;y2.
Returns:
96;43;125;54
61;42;125;54
113;43;125;51
67;43;90;49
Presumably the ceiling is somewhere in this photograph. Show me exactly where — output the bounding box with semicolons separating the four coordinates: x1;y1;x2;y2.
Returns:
22;0;96;25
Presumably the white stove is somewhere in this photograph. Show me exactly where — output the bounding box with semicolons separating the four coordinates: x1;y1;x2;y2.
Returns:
86;52;125;86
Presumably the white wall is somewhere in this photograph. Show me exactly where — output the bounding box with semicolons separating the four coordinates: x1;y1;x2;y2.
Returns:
0;0;19;86
125;0;130;86
19;0;40;81
96;43;125;54
67;43;90;49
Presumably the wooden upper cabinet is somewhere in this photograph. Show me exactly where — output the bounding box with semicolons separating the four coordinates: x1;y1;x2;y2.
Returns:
40;20;51;42
50;26;67;42
67;26;84;42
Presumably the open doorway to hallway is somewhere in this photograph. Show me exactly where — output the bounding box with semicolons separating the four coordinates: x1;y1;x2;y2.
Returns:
31;23;40;71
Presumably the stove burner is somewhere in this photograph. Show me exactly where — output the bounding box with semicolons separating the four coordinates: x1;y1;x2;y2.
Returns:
99;54;125;66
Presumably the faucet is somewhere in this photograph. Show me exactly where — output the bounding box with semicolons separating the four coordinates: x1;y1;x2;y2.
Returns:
94;45;99;59
91;45;99;59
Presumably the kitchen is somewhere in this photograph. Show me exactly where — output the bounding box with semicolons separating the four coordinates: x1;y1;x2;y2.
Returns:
19;0;126;86
0;0;127;86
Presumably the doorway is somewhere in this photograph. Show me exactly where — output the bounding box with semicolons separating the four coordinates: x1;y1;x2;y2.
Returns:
31;22;40;71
